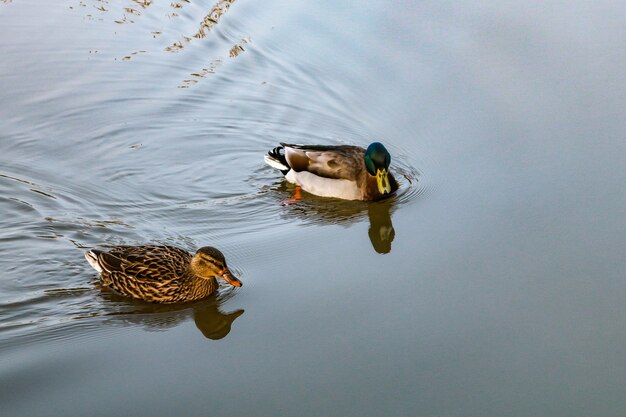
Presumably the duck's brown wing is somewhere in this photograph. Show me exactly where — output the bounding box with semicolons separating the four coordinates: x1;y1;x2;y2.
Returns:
97;245;191;283
282;143;365;180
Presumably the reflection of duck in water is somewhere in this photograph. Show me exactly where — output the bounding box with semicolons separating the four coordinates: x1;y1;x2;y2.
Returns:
192;301;244;340
101;292;245;340
85;245;242;303
264;142;399;201
270;182;397;254
367;199;395;254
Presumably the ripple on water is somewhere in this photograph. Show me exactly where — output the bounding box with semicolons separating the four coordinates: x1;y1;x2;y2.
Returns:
1;129;424;343
0;0;426;346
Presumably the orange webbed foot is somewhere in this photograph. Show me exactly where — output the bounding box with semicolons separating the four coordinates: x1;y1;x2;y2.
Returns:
281;186;302;206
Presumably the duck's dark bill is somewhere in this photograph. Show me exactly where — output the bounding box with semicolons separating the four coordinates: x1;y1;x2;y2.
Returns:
221;270;243;287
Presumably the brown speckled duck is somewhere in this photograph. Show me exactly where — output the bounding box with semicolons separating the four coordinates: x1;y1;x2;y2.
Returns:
85;245;242;303
264;142;399;201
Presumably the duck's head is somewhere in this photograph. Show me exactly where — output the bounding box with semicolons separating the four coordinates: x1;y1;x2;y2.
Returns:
364;142;392;195
191;247;242;287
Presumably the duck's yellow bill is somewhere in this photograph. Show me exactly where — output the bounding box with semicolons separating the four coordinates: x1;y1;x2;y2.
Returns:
376;169;391;195
220;269;243;287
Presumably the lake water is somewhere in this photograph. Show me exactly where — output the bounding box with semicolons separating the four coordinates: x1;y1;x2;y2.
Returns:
1;1;625;415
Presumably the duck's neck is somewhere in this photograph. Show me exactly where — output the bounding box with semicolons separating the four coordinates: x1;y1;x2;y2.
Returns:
363;171;398;200
186;273;218;300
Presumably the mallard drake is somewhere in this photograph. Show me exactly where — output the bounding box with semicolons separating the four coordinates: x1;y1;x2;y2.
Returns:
264;142;399;201
85;245;242;303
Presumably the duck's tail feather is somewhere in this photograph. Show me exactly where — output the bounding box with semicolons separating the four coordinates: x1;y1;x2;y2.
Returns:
264;145;290;175
85;249;103;273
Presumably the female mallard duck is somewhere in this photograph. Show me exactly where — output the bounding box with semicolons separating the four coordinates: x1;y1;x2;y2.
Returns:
85;245;242;303
264;142;398;201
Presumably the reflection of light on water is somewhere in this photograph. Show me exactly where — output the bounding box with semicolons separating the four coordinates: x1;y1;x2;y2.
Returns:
125;7;141;16
229;38;249;57
132;0;153;8
75;0;242;87
179;37;249;88
165;0;236;51
121;50;146;61
179;58;223;88
193;0;236;39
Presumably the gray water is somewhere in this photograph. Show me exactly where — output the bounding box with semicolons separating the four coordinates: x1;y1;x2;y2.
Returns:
1;1;625;416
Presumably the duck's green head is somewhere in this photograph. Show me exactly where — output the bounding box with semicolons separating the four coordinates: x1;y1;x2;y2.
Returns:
364;142;392;195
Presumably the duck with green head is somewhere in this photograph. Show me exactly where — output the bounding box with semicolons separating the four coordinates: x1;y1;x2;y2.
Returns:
264;142;399;201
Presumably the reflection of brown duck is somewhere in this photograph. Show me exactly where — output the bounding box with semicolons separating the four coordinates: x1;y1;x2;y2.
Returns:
101;292;244;340
85;245;242;303
192;302;244;340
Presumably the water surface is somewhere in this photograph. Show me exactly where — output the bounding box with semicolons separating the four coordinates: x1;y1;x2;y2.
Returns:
1;1;625;416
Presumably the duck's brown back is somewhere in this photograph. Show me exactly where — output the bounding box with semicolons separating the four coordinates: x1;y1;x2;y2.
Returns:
97;245;218;303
